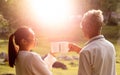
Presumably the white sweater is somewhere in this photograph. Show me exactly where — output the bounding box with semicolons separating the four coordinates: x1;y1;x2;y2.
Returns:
15;51;52;75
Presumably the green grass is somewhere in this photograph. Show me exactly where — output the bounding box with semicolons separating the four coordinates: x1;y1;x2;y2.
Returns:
0;60;120;75
52;60;78;75
0;25;120;75
116;63;120;75
0;64;15;75
0;40;8;53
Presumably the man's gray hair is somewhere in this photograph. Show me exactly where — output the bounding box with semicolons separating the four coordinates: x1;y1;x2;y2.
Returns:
80;9;104;28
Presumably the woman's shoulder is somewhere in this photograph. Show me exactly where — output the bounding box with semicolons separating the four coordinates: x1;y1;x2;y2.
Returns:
18;51;41;60
28;52;45;65
27;52;40;57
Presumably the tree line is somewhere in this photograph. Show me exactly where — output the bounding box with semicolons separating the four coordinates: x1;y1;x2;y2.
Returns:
0;0;119;39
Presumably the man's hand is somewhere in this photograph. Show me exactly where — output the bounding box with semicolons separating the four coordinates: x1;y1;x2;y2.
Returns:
68;43;81;53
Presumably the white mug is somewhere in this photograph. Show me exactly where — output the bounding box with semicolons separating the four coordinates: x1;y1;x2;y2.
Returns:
51;42;69;53
51;42;60;53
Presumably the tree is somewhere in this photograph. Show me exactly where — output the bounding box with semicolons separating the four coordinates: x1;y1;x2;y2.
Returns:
0;14;9;39
76;0;119;25
0;0;40;29
0;0;18;30
100;0;119;25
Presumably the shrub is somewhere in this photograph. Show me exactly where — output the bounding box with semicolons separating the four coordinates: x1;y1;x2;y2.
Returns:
107;17;118;26
101;25;120;43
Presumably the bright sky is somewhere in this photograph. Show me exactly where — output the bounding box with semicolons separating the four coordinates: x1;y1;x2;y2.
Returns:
28;0;73;27
24;0;81;40
29;0;72;21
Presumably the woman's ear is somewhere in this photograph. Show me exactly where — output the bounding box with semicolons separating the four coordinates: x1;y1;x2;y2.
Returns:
21;39;27;45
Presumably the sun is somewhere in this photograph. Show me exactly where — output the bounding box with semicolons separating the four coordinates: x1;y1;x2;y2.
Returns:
24;0;79;40
28;0;72;25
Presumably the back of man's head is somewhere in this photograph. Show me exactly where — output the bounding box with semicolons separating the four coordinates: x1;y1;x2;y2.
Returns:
80;9;104;38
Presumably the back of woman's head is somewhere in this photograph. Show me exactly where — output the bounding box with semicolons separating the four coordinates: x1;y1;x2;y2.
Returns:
8;27;33;67
14;27;34;45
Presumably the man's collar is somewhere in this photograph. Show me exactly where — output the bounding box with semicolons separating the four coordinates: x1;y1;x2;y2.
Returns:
85;35;104;45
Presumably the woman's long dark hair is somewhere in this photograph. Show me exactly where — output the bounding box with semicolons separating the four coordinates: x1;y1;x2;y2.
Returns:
8;27;33;67
8;34;17;67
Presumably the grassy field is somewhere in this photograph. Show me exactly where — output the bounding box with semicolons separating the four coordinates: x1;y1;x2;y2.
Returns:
0;25;120;75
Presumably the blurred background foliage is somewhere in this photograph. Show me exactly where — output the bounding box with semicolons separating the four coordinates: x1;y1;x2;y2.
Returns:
0;0;120;40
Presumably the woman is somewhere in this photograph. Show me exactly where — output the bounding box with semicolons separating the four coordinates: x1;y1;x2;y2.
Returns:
8;27;52;75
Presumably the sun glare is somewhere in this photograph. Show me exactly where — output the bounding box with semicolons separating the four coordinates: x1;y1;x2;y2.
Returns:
29;0;72;24
23;0;80;40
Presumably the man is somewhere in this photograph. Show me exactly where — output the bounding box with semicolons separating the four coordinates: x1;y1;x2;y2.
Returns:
69;9;116;75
